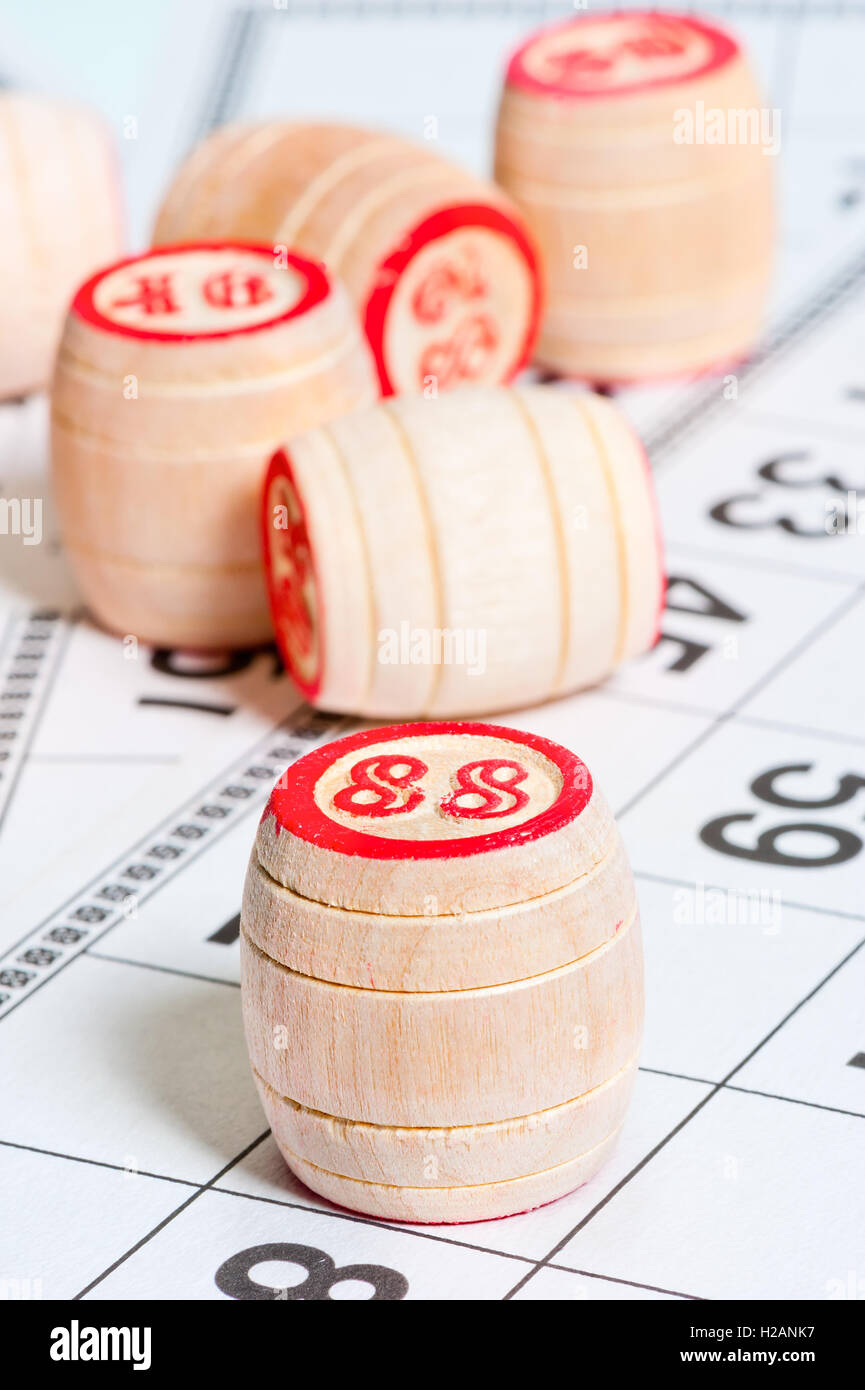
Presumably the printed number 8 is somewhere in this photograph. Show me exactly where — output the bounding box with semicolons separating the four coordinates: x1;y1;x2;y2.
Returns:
215;1243;408;1301
332;754;530;821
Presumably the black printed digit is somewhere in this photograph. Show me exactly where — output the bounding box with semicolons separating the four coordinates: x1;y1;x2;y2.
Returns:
700;762;865;867
214;1243;409;1301
699;814;862;867
150;647;263;679
709;451;860;537
139;645;284;715
653;633;712;672
208;913;240;945
750;764;865;810
654;575;747;673
664;576;747;623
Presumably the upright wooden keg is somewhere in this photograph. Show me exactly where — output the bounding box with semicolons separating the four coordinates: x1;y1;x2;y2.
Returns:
153;122;542;396
241;721;644;1223
51;242;377;648
0;93;123;399
495;11;774;382
261;384;664;717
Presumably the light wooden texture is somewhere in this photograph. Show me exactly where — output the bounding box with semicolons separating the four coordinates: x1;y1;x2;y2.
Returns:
240;723;644;1221
254;1052;637;1187
0;92;123;399
241;905;642;1127
281;1126;622;1224
262;384;664;717
495;12;774;382
256;722;614;916
243;828;635;989
153;122;541;396
51;243;377;648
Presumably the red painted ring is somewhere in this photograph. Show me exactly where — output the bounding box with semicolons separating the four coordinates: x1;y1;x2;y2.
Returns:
262;721;593;860
72;241;331;342
505;10;739;102
363;203;542;397
261;446;324;702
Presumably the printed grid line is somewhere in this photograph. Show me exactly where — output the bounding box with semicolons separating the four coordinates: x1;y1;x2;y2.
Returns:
721;1084;865;1121
0;1137;202;1194
502;931;865;1298
501;610;865;1291
103;2;865;1304
59;1125;703;1301
767;0;802;116
604;684;865;751
0;709;351;1019
17;552;862;1000
3;0;863;1303
0;610;17;672
615;577;865;822
24;985;849;1299
649;537;865;585
7;992;859;1306
493;558;865;1294
634;869;865;927
43;642;863;1304
209;0;865;532
0;610;73;834
1;1133;686;1299
502;435;865;1287
73;1131;273;1302
738;406;865;445
222;1;865;20
483;0;865;1294
84;949;243;990
645;243;865;463
2;1088;699;1299
192;7;261;144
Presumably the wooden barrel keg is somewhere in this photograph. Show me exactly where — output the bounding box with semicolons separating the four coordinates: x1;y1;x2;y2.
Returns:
51;242;377;648
241;721;644;1222
0;92;123;399
494;11;774;382
153;122;542;396
261;384;664;717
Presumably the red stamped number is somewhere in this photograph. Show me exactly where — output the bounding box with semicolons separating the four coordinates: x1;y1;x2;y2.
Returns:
110;267;275;318
332;754;429;819
333;754;531;821
411;247;499;389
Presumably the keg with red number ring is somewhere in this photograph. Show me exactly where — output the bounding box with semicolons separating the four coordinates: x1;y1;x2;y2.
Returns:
241;721;643;1223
